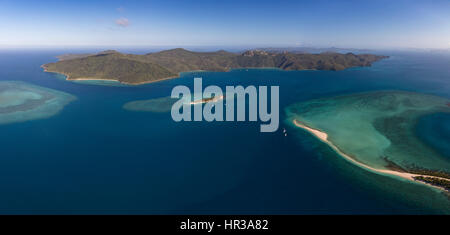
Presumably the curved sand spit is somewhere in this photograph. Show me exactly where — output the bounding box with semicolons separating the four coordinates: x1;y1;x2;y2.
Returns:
293;119;449;192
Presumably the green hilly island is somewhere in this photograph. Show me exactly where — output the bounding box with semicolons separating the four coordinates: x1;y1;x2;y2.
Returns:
42;48;388;85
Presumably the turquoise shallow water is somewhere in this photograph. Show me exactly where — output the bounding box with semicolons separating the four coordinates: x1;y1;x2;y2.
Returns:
0;81;75;125
285;91;450;171
0;49;449;214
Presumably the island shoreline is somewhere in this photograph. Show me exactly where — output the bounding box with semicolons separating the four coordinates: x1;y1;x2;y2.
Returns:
41;65;179;85
41;49;388;85
292;119;450;193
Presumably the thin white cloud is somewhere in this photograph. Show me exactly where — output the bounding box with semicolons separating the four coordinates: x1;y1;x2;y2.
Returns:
117;7;125;13
115;17;130;27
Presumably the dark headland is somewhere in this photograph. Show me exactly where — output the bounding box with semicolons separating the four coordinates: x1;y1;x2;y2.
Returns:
42;48;388;85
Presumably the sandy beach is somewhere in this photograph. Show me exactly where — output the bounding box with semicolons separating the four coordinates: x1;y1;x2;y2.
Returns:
293;119;449;192
41;65;179;85
67;78;118;82
189;95;224;105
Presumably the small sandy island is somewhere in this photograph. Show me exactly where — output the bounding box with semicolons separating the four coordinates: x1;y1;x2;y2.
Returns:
189;95;225;105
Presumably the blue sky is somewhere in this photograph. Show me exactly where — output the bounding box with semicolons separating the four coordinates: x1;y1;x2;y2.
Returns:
0;0;449;49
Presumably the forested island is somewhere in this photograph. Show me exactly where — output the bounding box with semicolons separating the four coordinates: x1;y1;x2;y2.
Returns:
42;48;388;85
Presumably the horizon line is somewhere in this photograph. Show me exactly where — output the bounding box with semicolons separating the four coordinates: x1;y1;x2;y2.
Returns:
0;44;449;51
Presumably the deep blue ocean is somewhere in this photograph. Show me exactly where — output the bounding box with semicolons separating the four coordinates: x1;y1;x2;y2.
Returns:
0;49;449;214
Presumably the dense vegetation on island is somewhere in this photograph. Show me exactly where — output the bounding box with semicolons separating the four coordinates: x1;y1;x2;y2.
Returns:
414;176;450;191
43;48;388;84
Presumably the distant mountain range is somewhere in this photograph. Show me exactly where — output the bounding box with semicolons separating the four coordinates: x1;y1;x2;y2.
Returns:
42;48;388;85
255;47;376;54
